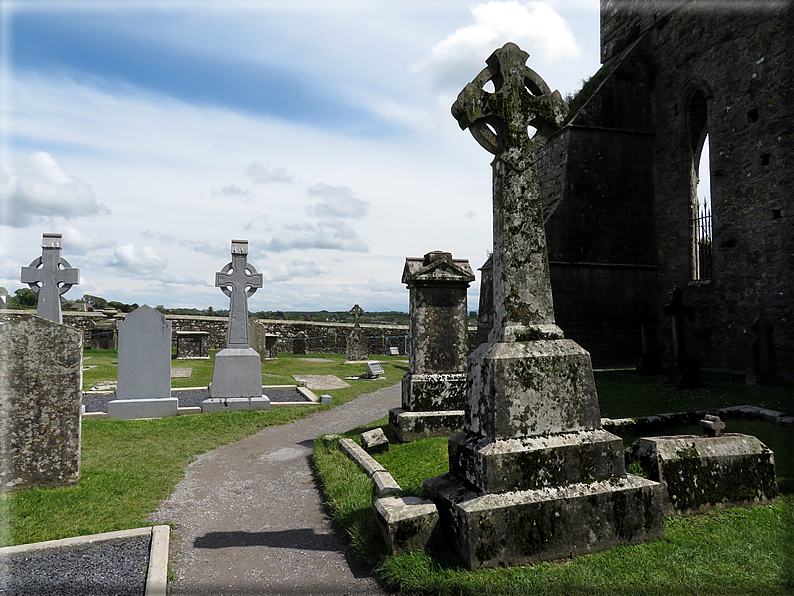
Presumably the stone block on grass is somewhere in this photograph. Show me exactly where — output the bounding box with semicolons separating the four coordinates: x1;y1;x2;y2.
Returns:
374;496;439;555
361;428;389;454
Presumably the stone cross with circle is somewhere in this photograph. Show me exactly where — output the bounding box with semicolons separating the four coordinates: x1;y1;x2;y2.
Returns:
20;233;79;324
215;239;263;348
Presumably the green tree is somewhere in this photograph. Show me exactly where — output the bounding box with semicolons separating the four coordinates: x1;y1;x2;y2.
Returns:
13;288;39;308
82;294;108;310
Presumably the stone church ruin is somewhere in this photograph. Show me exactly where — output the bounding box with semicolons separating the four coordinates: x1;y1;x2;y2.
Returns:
538;0;792;377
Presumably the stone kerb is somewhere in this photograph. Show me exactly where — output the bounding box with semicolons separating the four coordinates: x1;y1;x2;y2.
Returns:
390;251;474;442
0;315;83;490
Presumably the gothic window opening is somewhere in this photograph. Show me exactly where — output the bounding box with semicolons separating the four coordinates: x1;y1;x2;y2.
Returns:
688;89;712;282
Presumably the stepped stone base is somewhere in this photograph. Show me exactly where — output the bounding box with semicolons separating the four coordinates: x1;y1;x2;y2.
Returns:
389;408;465;442
108;398;178;420
424;472;664;569
210;348;263;398
449;428;625;493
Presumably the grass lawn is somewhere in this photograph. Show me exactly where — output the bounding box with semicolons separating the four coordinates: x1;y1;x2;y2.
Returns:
312;371;794;596
2;350;407;546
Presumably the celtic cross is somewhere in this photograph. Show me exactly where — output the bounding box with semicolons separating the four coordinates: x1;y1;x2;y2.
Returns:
452;42;567;343
350;304;364;328
20;233;80;324
215;240;263;348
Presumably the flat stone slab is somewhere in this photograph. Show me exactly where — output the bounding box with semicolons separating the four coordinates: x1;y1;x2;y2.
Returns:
91;381;117;391
626;433;778;515
296;358;334;362
292;375;350;390
170;368;193;378
374;496;439;555
108;398;179;420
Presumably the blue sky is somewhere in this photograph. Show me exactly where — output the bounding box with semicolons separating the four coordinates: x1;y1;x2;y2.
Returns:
0;0;601;313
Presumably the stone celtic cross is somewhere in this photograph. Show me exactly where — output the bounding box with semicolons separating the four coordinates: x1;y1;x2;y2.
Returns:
452;42;567;343
350;304;364;328
20;233;80;324
215;239;263;348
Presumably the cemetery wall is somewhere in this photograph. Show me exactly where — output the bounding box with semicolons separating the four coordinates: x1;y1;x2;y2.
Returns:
539;0;792;375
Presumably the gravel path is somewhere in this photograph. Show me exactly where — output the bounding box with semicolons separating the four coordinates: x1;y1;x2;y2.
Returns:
151;382;400;595
0;536;150;596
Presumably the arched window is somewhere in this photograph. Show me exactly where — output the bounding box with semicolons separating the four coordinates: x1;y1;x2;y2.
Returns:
687;89;712;281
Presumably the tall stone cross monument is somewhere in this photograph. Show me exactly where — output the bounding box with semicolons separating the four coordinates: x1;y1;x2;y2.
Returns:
424;43;663;569
204;240;270;411
20;233;79;324
216;239;263;348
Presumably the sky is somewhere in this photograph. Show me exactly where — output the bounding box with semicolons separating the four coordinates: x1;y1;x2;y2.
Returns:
0;0;602;313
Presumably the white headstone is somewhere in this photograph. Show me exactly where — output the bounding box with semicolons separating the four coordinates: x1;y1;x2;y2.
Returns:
116;305;172;399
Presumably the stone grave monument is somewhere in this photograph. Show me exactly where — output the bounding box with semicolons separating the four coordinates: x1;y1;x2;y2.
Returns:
389;250;475;442
108;305;178;419
20;233;79;324
344;304;368;362
475;254;493;347
664;287;702;388
0;315;83;490
423;43;664;568
746;310;778;385
250;320;278;360
204;240;270;412
175;330;210;359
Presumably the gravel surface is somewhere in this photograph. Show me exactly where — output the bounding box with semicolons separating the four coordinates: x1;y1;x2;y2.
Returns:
0;535;150;596
82;387;309;413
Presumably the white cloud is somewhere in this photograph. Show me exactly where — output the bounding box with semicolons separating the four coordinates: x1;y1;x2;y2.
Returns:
0;152;110;228
264;220;369;253
108;244;167;275
244;162;295;184
211;184;254;200
63;226;117;255
415;1;580;92
305;183;370;219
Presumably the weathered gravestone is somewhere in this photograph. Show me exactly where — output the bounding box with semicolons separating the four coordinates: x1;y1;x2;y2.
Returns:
175;330;210;359
0;315;82;490
664;287;702;388
746;310;778;385
250;320;278;361
475;254;494;347
108;305;177;420
89;319;118;350
389;250;475;442
204;240;270;412
344;304;368;362
423;43;664;568
20;233;80;324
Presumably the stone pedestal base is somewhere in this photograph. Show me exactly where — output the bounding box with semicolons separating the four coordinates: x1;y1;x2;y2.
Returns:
402;372;467;411
201;396;270;413
448;428;626;493
389;408;465;442
108;398;179;420
424;472;664;569
210;348;263;398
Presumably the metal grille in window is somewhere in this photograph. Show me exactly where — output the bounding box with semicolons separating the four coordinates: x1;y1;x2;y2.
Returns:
691;200;712;281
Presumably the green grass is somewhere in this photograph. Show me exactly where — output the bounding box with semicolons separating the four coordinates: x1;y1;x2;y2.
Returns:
4;350;407;546
312;371;794;596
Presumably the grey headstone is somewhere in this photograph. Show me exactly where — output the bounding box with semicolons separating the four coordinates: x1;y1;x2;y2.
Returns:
345;304;368;361
175;331;209;359
215;239;262;349
0;315;83;490
116;306;172;400
20;233;80;324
